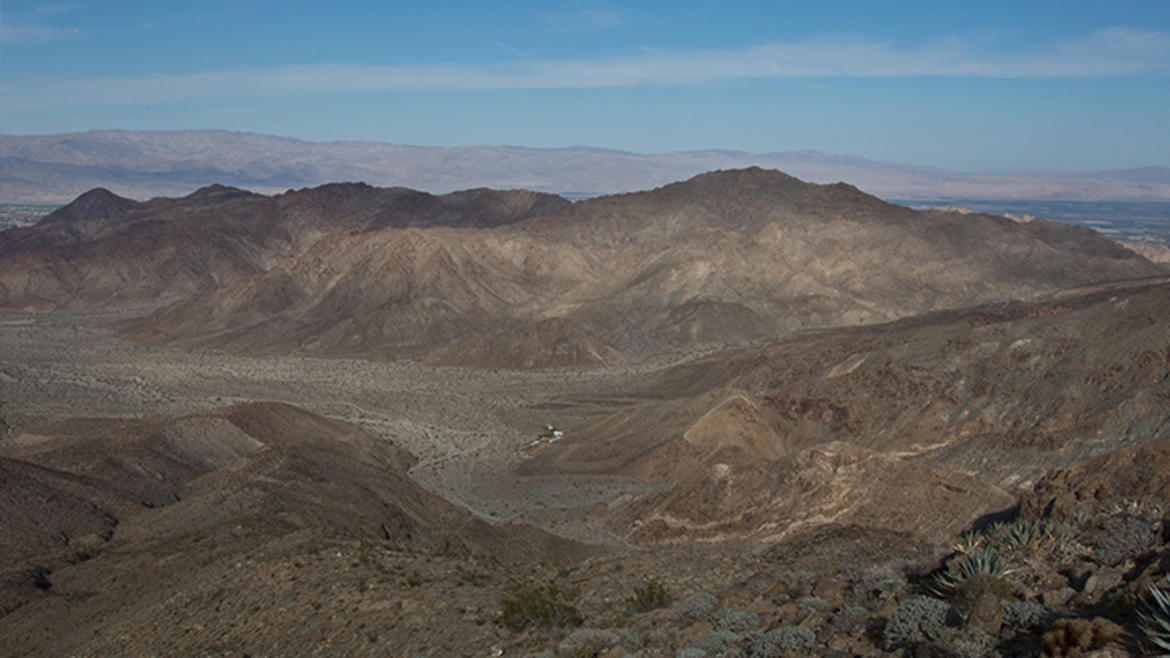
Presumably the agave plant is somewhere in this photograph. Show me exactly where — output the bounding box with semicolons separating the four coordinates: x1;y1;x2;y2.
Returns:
1045;519;1077;544
931;548;1010;596
1143;577;1170;656
988;519;1057;553
952;530;984;555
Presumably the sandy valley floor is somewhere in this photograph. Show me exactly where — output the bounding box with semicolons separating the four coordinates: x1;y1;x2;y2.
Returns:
0;307;687;545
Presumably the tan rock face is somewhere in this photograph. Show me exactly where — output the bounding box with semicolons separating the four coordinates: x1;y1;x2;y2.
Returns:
1122;239;1170;263
615;441;1015;545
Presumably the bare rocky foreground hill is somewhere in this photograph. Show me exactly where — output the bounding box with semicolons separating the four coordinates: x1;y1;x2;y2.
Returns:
2;169;1170;656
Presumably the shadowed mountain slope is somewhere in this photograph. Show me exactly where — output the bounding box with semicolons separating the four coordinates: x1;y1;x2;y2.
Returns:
0;402;590;624
0;183;567;310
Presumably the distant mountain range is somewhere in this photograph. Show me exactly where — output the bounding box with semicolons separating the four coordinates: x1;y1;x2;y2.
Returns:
2;129;1169;203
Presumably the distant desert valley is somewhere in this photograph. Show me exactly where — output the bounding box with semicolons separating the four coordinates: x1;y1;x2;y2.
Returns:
2;157;1170;657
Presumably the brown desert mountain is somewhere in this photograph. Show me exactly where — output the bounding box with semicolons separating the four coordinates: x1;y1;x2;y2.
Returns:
3;168;1159;364
124;168;1168;357
425;317;623;369
0;182;566;311
4;167;1170;656
523;278;1170;545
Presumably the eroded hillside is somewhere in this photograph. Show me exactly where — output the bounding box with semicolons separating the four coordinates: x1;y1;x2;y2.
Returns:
3;169;1162;362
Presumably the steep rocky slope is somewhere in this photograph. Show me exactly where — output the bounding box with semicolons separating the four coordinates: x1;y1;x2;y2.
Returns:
1020;437;1170;519
0;402;589;652
525;279;1170;544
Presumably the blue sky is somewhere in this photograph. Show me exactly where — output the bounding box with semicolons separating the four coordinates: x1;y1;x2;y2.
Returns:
2;1;1168;171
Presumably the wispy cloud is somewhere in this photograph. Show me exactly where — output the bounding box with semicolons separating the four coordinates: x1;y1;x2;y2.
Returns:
33;2;83;14
0;21;81;42
494;41;538;59
4;28;1168;108
0;2;83;43
555;6;630;33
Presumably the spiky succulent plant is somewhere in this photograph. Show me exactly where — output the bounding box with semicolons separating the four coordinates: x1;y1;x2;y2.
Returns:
1142;577;1170;656
931;548;1010;596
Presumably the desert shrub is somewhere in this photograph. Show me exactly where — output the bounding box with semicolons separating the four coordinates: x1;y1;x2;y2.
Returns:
674;591;719;621
557;628;622;656
1040;617;1121;657
683;630;741;655
915;626;995;658
824;604;869;636
1092;515;1159;566
949;573;1017;613
893;557;933;581
31;566;53;591
776;569;816;597
1003;600;1053;630
843;563;905;604
713;608;760;633
498;579;582;632
882;596;961;651
797;595;830;610
744;626;816;656
627;577;673;612
1141;577;1170;655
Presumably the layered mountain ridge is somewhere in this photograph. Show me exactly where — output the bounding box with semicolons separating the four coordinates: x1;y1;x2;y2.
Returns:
1;168;1161;364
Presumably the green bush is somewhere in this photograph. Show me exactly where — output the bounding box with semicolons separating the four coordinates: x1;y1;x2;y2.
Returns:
626;577;673;612
497;579;582;632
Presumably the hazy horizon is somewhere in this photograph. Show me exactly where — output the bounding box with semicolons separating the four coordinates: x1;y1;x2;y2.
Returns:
2;1;1169;173
3;127;1168;177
